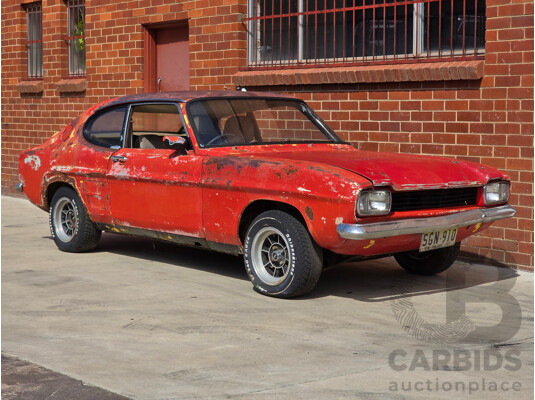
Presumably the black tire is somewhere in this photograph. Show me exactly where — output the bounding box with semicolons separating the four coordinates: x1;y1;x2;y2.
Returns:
394;242;460;276
49;186;101;252
244;210;323;298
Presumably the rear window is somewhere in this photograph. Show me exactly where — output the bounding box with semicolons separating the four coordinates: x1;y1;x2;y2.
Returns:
84;106;127;148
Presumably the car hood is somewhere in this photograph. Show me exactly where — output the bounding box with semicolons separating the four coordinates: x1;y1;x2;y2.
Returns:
255;147;504;190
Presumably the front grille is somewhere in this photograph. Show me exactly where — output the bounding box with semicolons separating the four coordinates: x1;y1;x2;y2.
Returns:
391;187;478;212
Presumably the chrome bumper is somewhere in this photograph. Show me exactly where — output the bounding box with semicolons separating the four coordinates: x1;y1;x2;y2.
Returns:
15;182;23;193
337;205;516;240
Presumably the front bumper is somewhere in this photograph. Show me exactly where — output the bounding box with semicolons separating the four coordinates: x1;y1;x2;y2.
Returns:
337;205;516;240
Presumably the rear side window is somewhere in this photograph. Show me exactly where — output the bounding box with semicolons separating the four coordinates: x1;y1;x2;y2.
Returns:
84;106;127;148
129;103;185;149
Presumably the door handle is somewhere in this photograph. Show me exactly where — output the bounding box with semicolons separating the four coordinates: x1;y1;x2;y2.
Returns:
157;76;162;92
111;155;128;163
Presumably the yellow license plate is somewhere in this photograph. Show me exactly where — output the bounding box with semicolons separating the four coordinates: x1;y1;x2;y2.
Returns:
419;228;458;252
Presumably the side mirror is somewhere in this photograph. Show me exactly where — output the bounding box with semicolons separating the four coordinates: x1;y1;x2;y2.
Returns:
163;136;187;154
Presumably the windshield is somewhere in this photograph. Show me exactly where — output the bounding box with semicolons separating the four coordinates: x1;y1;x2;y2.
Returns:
187;98;342;147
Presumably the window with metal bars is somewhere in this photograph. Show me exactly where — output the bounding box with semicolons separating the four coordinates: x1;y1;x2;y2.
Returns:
66;0;85;76
246;0;485;69
24;2;43;79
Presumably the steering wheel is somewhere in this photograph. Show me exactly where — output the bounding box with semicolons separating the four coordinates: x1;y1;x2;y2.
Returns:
205;133;242;146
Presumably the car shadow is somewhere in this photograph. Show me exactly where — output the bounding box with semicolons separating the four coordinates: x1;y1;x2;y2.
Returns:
305;258;519;302
88;233;519;302
93;233;247;280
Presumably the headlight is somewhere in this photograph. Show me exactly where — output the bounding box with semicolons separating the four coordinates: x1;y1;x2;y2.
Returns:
357;190;392;216
484;181;510;205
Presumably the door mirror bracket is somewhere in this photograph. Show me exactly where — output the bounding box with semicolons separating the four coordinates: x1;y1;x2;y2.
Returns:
163;136;188;155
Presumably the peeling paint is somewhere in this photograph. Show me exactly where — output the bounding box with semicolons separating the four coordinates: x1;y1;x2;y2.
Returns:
24;155;41;171
305;206;314;220
473;222;482;232
283;167;298;176
297;187;311;193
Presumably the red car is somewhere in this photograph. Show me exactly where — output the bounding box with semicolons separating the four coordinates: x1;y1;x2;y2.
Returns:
18;91;515;298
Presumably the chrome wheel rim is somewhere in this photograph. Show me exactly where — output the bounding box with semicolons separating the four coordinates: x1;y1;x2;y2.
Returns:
251;227;291;286
53;197;77;243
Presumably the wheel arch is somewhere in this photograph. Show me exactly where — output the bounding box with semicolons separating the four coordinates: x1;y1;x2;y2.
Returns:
238;200;308;244
45;181;77;210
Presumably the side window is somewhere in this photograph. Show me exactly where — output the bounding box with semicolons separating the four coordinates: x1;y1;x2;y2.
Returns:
84;106;127;148
128;103;186;150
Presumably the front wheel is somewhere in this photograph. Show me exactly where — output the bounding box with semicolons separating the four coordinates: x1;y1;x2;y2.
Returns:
244;210;323;298
394;242;460;276
49;186;101;252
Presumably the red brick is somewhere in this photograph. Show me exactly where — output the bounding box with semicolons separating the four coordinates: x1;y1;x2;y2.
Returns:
498;28;525;41
359;101;378;110
379;101;400;111
511;15;533;28
400;101;421;111
381;121;401;132
445;100;469;111
450;124;472;136
421;144;444;154
422;101;445;111
433;133;456;144
457;111;481;122
507;159;533;171
508;88;534;99
508;111;534;123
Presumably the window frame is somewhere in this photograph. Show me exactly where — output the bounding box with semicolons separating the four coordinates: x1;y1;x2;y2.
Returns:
246;0;485;70
24;2;43;79
123;102;191;150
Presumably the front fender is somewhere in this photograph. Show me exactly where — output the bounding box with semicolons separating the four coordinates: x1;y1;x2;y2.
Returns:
201;156;371;248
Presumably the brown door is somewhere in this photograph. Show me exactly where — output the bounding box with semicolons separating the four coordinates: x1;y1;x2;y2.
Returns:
156;26;190;91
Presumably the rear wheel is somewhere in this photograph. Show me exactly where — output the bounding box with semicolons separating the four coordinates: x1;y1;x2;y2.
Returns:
394;242;460;276
244;210;323;298
49;186;101;252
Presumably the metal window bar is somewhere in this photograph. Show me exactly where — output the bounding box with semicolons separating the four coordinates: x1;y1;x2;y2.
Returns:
25;3;43;79
245;0;485;70
66;0;85;77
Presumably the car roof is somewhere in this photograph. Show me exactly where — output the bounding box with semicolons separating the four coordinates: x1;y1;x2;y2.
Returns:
102;90;297;109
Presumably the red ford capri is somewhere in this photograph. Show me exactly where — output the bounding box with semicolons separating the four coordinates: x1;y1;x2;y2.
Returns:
17;91;516;298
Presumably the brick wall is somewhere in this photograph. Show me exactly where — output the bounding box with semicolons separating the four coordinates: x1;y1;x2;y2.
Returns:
2;0;246;193
2;0;533;269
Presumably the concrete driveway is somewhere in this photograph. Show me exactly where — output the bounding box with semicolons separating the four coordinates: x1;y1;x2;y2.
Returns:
2;196;533;399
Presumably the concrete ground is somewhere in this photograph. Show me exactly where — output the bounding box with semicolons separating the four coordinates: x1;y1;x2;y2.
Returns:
2;195;533;400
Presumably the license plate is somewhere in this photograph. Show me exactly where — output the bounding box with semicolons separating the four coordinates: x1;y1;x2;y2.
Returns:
419;228;458;252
